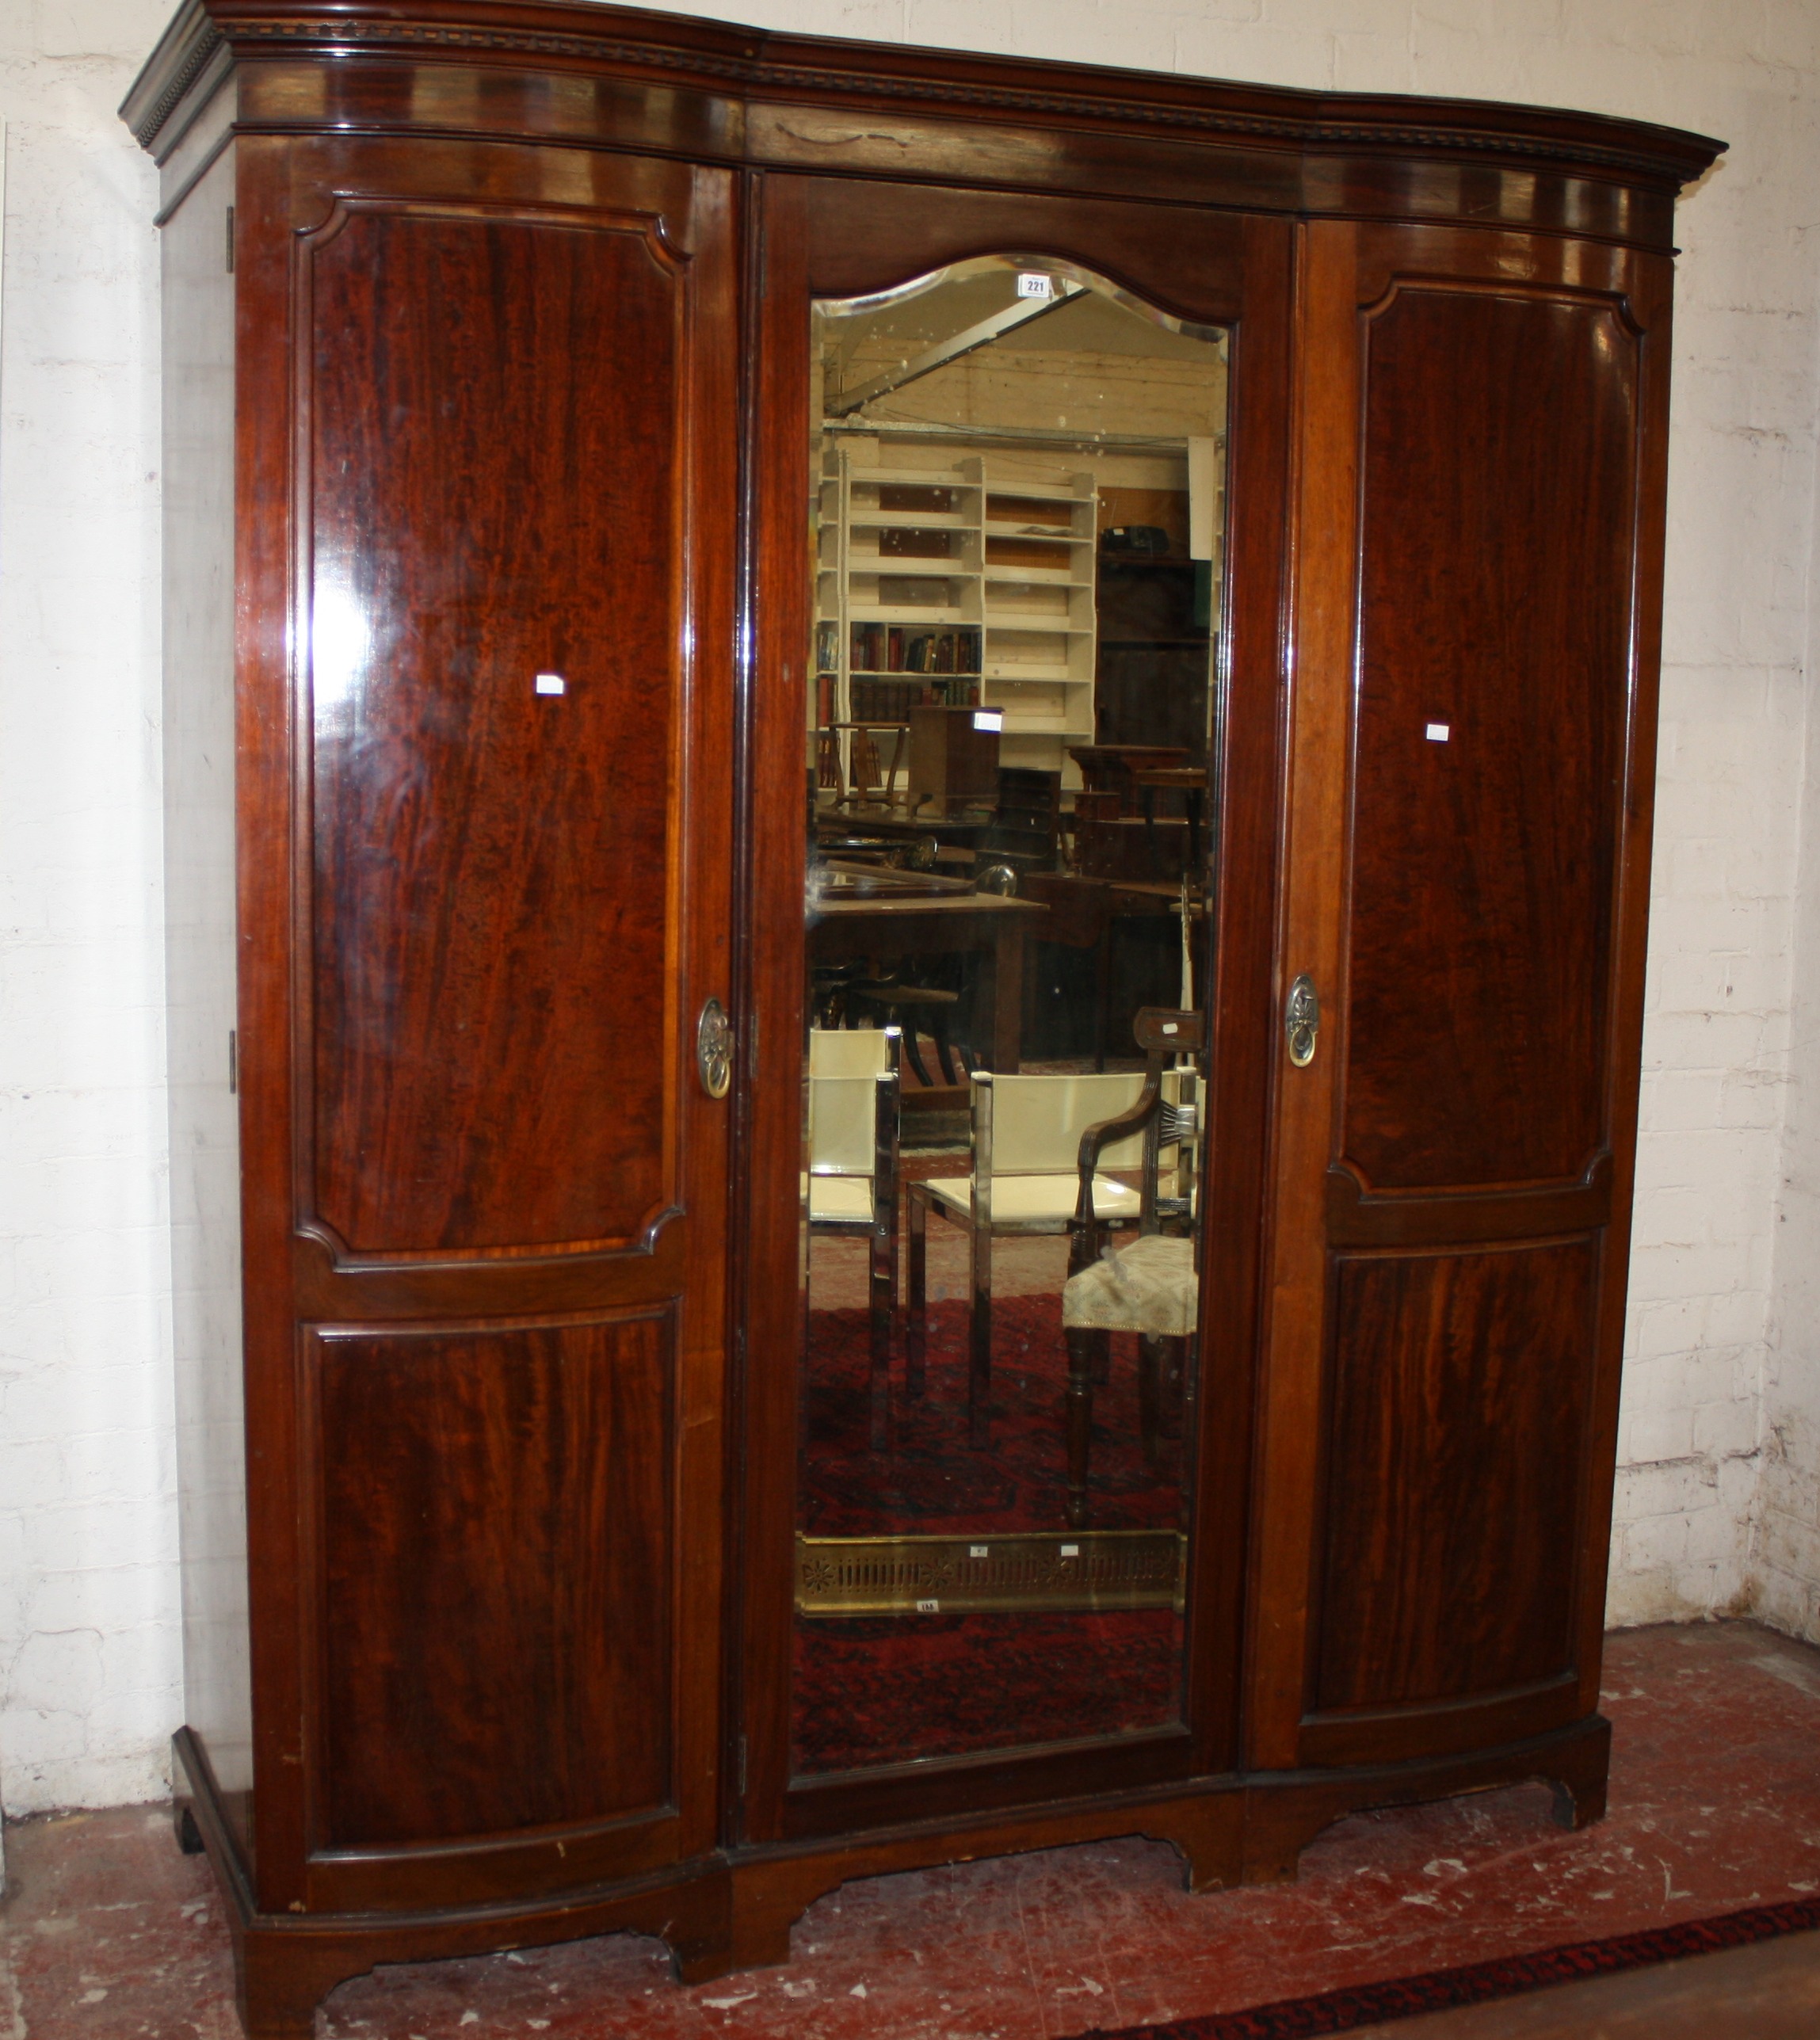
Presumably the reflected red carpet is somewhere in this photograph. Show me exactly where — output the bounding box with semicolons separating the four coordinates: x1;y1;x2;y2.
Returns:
800;1294;1184;1535
794;1295;1185;1773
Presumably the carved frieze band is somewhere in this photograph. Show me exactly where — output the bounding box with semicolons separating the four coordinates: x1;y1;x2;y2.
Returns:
131;13;1709;185
130;21;230;147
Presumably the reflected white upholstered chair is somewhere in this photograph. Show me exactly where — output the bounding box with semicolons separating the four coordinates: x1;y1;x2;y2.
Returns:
807;1026;900;1449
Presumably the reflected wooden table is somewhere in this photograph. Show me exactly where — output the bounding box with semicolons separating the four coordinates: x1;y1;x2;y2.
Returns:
809;891;1049;1075
1019;872;1206;1066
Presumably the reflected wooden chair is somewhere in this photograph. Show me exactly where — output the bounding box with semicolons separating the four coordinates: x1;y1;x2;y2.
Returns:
807;1026;902;1450
1062;1008;1204;1527
908;1068;1166;1447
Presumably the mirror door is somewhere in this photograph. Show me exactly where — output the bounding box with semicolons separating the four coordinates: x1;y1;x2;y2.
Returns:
738;179;1293;1844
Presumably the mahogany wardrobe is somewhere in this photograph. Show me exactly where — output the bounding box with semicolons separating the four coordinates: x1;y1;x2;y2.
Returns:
124;3;1722;2033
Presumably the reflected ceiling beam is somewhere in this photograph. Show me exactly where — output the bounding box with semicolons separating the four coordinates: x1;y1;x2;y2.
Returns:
827;283;1086;418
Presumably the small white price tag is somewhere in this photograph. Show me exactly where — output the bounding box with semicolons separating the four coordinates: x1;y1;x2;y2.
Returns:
916;1598;940;1613
1425;721;1449;742
1060;1543;1079;1558
969;1545;988;1558
974;709;1004;732
1017;272;1054;299
535;673;566;696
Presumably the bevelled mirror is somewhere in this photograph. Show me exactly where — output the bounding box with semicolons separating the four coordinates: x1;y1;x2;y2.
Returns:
793;255;1230;1777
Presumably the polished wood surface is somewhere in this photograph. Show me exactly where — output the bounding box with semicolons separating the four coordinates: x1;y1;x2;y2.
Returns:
1312;1244;1597;1717
215;130;737;1944
1256;219;1677;1781
1343;284;1632;1195
311;1314;674;1847
1246;219;1364;1775
304;200;681;1256
127;6;1719;2030
174;1703;1613;2036
125;2;1719;255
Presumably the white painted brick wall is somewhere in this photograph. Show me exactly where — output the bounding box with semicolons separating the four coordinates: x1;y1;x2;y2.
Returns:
4;0;1819;1815
0;0;178;1817
1761;231;1820;1646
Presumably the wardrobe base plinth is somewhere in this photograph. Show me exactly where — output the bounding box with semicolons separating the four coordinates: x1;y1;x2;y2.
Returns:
182;1716;1611;2038
1238;1712;1612;1887
177;1732;738;2039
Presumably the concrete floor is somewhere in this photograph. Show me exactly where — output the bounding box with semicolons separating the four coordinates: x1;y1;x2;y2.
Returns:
3;1622;1820;2037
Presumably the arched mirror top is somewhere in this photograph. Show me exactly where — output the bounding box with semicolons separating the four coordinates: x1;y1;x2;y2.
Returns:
817;254;1228;449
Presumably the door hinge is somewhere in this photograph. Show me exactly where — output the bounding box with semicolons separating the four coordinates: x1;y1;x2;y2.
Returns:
737;1734;748;1795
225;205;235;273
227;1028;237;1092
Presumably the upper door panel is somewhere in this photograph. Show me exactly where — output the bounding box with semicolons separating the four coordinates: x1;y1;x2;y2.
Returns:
1341;281;1638;1198
298;178;702;1262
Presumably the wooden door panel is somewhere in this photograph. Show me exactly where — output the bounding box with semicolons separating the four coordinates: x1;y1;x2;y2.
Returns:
303;200;686;1260
233;137;734;1913
311;1313;674;1848
1252;221;1671;1775
1311;1241;1596;1717
1342;286;1637;1195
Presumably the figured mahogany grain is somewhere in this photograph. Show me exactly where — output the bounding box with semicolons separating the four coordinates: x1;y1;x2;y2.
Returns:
313;1313;675;1847
1343;287;1637;1194
305;204;684;1256
1311;1242;1597;1717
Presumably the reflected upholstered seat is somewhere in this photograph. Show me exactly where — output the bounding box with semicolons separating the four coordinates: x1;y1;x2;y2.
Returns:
909;1068;1170;1448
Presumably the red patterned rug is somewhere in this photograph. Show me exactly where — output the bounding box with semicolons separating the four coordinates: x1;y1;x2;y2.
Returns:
1063;1895;1820;2038
793;1295;1185;1774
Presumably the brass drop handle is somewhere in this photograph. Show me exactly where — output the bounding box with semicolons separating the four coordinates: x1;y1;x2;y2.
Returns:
1285;974;1319;1068
696;998;734;1099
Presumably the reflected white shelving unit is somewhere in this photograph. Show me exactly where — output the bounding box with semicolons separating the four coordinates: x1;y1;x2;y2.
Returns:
815;440;1101;788
979;471;1097;745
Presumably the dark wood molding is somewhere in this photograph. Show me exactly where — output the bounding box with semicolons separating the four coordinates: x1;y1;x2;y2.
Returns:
1325;1151;1614;1248
124;0;1721;197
